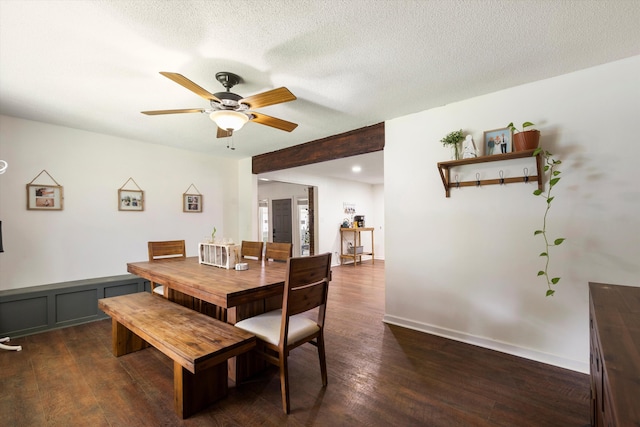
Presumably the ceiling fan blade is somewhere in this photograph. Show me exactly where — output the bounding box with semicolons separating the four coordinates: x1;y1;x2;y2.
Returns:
250;112;298;132
217;127;232;138
141;108;205;115
239;87;296;109
159;72;221;102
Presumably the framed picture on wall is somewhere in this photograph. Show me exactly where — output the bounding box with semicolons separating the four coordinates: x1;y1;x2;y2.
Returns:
483;127;513;155
118;189;144;211
27;184;63;210
183;194;202;213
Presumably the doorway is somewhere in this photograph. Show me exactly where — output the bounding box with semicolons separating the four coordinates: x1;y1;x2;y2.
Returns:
298;199;310;256
257;183;317;257
272;199;292;244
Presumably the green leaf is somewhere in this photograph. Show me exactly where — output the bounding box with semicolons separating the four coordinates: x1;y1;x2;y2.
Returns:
544;165;550;172
546;289;555;297
539;252;548;257
554;238;565;245
537;271;545;276
533;189;543;196
533;147;542;156
550;177;560;186
534;230;543;235
522;121;535;128
547;196;554;204
552;170;561;176
551;277;560;284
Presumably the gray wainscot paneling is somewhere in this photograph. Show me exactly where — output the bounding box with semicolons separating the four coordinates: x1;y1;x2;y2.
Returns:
0;274;148;337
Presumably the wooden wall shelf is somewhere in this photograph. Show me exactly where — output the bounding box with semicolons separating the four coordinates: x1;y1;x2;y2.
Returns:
437;149;543;197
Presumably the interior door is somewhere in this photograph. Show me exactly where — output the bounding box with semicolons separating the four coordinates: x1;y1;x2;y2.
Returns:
272;198;292;244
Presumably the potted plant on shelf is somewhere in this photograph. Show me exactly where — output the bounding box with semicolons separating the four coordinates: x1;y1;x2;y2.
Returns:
532;147;565;297
507;121;540;151
440;129;465;160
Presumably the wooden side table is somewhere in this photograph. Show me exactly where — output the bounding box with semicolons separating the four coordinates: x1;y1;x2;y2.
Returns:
339;227;374;266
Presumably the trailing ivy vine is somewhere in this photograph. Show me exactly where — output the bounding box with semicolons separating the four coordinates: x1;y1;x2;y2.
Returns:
533;148;565;297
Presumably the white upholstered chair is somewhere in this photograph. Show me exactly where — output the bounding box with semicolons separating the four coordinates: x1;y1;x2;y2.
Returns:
235;252;332;414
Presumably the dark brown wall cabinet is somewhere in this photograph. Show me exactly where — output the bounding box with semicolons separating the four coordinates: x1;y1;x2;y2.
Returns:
589;282;640;427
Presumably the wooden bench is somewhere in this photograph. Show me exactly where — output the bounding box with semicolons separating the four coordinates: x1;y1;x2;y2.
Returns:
98;292;255;419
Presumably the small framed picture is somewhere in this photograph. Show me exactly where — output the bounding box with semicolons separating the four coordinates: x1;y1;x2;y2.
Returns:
483;127;513;155
183;194;202;213
118;189;144;211
27;184;63;210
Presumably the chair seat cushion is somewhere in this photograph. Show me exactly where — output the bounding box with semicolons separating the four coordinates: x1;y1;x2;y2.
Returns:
235;309;319;346
152;285;165;296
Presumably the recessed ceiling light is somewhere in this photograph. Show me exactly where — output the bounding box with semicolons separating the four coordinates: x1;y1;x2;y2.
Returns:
259;178;270;181
352;165;362;173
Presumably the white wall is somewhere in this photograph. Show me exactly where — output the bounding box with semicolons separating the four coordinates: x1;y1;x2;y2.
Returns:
0;115;240;290
237;157;258;243
257;170;384;265
384;56;640;373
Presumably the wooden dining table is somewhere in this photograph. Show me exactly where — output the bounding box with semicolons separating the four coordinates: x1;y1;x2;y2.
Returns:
127;256;288;382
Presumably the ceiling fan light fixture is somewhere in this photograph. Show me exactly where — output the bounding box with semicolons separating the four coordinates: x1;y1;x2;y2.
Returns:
209;110;248;131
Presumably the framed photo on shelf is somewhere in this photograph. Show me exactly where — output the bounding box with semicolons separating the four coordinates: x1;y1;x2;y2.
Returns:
183;194;202;213
483;127;513;155
118;189;144;211
27;184;63;210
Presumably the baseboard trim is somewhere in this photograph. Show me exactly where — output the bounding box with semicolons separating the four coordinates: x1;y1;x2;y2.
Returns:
382;314;588;374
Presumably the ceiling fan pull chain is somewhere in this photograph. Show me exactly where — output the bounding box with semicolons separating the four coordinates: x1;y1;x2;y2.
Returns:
226;132;236;150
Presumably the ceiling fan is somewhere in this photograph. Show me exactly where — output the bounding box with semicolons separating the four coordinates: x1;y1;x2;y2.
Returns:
142;71;298;142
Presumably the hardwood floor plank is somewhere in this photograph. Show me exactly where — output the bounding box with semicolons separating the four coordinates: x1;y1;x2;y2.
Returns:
0;260;590;426
0;345;46;427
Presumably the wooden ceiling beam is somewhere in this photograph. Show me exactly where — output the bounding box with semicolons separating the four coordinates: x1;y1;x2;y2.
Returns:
252;122;384;175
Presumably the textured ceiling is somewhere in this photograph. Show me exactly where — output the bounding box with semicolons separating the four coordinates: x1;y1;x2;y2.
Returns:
1;0;639;170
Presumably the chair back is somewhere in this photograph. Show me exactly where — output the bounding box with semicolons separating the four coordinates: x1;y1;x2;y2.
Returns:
234;251;332;414
147;240;186;296
265;242;292;262
148;240;186;260
281;252;332;343
241;240;264;261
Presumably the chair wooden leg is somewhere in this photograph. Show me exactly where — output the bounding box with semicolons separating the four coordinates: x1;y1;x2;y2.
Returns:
279;354;290;414
317;334;328;387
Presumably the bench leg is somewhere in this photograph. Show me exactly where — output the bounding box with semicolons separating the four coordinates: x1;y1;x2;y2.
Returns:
174;361;228;419
112;319;148;356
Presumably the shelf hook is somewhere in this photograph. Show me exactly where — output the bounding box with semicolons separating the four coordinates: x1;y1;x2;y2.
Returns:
455;174;460;188
523;167;529;183
476;172;481;187
499;170;505;185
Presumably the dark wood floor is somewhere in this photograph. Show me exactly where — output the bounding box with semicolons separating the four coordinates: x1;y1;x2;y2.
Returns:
1;260;590;426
